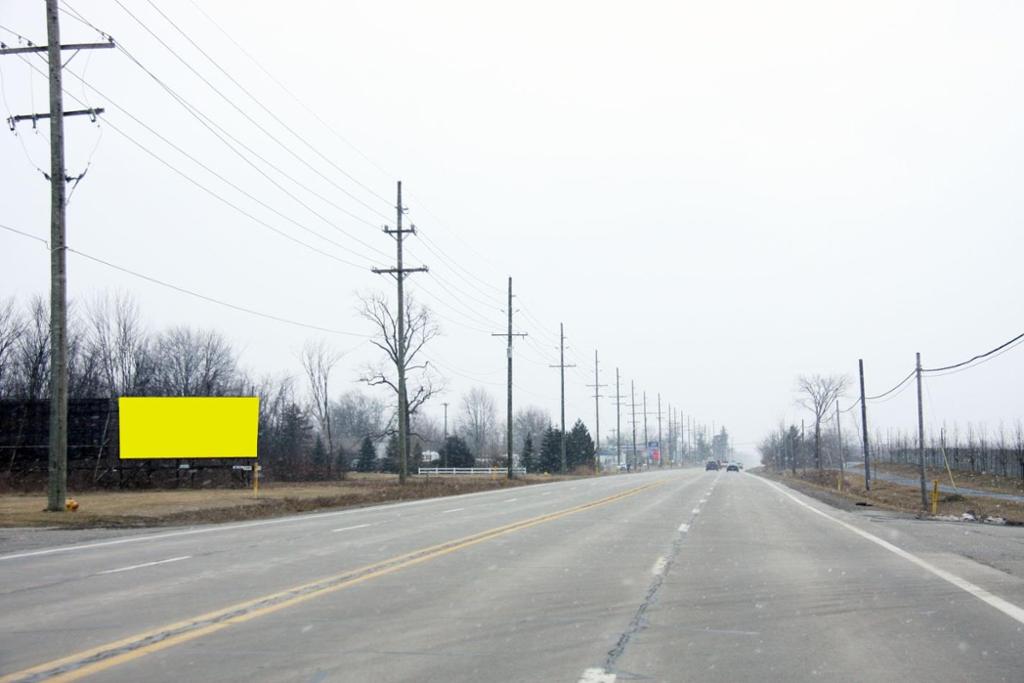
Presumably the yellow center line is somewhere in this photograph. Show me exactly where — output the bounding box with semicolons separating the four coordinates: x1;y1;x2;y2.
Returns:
2;481;662;683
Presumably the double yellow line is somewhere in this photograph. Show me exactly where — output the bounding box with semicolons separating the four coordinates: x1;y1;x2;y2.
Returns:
2;481;659;683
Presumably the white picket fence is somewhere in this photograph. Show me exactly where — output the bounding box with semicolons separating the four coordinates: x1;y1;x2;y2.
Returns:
418;467;527;476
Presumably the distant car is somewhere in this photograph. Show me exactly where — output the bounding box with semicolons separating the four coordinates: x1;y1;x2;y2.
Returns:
726;463;739;472
705;461;719;471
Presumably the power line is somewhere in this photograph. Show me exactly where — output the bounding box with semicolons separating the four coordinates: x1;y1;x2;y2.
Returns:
111;42;392;257
139;0;392;209
865;369;916;401
182;0;396;195
1;222;373;338
922;331;1024;374
105;0;394;223
17;55;379;269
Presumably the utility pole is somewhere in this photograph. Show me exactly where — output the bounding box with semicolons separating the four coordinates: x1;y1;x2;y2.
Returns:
2;5;113;512
372;181;428;485
442;402;449;439
643;392;649;463
657;393;664;467
835;399;844;483
916;352;927;508
667;401;673;466
629;381;639;471
613;368;623;467
549;323;575;473
585;350;606;474
858;359;871;491
491;277;526;479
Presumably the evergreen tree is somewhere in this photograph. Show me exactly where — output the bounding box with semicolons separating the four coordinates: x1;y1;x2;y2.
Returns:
411;441;425;471
311;434;328;474
521;433;536;473
356;436;377;472
566;419;595;471
439;435;474;468
539;426;562;473
335;443;349;478
382;434;400;473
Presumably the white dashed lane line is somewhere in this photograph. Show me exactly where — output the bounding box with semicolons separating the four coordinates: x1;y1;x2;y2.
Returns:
677;523;690;532
441;507;465;514
98;555;191;575
331;523;374;533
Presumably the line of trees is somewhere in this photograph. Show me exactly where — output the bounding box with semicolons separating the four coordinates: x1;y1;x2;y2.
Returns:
1;292;600;482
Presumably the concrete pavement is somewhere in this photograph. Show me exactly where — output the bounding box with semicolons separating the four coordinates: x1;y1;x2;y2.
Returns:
1;469;1023;682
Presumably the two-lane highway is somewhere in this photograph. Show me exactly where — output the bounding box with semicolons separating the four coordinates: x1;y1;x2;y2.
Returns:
1;469;1023;682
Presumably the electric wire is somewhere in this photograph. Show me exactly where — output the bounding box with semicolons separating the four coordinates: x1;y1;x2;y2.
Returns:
922;331;1024;374
139;0;392;210
105;0;393;223
16;55;379;269
111;42;392;259
1;223;373;339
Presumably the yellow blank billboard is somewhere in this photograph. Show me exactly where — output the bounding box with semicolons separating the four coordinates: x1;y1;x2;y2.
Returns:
119;397;259;459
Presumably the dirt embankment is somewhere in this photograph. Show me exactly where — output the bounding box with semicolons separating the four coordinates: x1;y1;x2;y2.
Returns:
753;467;1024;525
0;473;585;529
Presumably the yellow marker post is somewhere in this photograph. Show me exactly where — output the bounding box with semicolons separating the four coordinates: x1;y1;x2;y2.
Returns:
931;479;939;515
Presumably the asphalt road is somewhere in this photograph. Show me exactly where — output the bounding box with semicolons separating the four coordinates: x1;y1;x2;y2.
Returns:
2;469;1023;682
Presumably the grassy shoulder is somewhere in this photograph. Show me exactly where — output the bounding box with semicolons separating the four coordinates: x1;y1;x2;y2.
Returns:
752;466;1024;524
0;472;591;529
870;461;1024;497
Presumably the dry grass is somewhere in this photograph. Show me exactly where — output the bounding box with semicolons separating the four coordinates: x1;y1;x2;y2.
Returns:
872;462;1024;496
757;467;1024;524
0;472;584;529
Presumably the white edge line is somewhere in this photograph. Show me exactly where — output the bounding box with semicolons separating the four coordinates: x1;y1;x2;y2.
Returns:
97;555;191;575
755;476;1024;626
0;476;616;563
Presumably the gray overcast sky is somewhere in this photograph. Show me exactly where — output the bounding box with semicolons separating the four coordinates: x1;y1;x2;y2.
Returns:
2;0;1022;455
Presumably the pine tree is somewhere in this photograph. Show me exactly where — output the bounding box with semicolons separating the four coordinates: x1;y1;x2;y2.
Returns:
311;434;328;475
440;435;474;468
539;426;562;473
356;436;377;472
566;419;595;471
521;433;536;473
383;434;400;473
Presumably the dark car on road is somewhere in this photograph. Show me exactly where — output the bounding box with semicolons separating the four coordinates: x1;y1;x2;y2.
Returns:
726;463;740;472
705;461;719;471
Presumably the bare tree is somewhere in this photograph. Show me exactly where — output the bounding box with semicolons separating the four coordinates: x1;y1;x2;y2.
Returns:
358;290;441;483
13;295;51;399
796;373;849;470
301;339;342;475
458;387;498;461
513;406;552;455
87;292;154;396
0;297;25;398
152;327;239;396
332;389;388;448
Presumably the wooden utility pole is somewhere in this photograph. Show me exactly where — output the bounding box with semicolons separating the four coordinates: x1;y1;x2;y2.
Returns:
372;181;427;485
657;394;664;467
614;368;623;468
492;277;526;479
585;350;606;474
442;402;449;439
916;352;927;508
549;323;575;473
2;4;112;512
630;381;639;470
858;359;871;490
835;399;844;483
